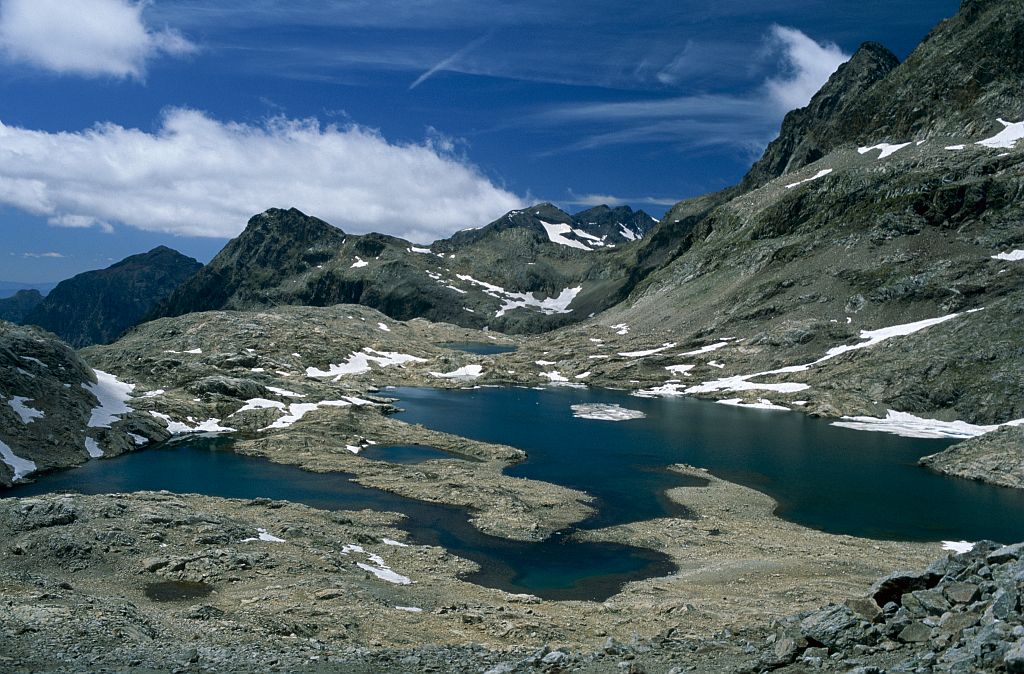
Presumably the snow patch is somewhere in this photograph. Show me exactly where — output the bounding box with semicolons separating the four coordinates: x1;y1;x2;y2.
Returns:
9;396;44;424
539;370;568;383
351;257;368;268
540;221;593;251
429;364;483;379
992;249;1024;261
942;541;975;554
832;410;1024;439
306;348;427;379
858;142;911;159
718;398;789;411
265;386;305;398
0;439;35;481
149;411;235;435
357;563;412;585
665;364;695;376
84;438;104;458
976;119;1024;149
377;322;391;332
455;274;580;318
618;343;676;358
241;528;286;543
395;606;423;613
610;323;629;335
83;370;135;428
785;168;833;189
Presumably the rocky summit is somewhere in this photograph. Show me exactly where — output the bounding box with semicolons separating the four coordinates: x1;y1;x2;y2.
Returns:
151;202;658;335
21;246;203;347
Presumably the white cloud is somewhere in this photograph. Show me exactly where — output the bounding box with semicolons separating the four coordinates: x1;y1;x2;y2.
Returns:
22;251;65;258
0;0;195;79
763;25;848;112
0;108;526;241
535;26;849;154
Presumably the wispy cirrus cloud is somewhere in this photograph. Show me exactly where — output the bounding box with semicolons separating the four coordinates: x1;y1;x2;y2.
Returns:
21;251;65;258
0;0;196;79
0;109;525;242
532;26;849;155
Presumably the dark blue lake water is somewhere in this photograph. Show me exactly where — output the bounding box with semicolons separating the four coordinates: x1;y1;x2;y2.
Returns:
7;386;1024;600
390;386;1024;543
441;342;518;355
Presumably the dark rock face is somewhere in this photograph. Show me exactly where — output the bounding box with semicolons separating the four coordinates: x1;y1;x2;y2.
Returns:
742;0;1024;190
741;42;901;190
0;321;169;487
0;289;44;323
22;247;202;347
151;205;655;335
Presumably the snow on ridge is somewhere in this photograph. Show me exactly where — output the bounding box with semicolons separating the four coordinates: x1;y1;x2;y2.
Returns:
637;311;977;401
858;142;912;159
9;396;44;424
0;439;36;481
540;221;593;251
618;343;676;358
679;342;729;357
571;403;646;421
429;364;483;379
408;246;431;254
83;370;135;428
618;224;639;242
455;274;580;318
785;168;833;189
977;119;1024;149
832;410;1024;439
992;249;1024;261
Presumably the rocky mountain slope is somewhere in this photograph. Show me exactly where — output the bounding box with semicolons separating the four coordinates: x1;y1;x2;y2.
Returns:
0;288;43;323
21;246;202;347
0;321;168;487
150;203;655;334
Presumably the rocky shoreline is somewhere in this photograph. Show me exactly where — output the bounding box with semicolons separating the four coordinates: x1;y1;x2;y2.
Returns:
0;488;1019;673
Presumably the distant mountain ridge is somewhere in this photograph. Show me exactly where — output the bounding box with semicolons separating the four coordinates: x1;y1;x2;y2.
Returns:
150;203;656;333
22;246;203;347
0;289;44;323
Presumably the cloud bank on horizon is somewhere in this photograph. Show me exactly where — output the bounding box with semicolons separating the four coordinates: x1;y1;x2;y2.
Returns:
0;109;525;242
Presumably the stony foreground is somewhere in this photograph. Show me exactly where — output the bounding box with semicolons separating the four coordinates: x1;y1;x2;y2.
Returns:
0;487;1018;673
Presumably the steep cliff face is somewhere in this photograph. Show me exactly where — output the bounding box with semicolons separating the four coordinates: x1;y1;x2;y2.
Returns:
22;247;202;347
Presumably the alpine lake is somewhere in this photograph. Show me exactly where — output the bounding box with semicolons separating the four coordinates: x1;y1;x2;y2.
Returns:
7;385;1024;601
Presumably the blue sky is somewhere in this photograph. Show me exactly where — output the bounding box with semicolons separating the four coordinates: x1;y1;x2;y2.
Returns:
0;0;960;283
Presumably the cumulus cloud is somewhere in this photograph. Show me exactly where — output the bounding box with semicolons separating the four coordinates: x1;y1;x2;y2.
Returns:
763;25;848;112
0;109;526;242
0;0;195;79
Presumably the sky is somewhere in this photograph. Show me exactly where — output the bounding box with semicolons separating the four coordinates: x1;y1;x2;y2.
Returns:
0;0;961;284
